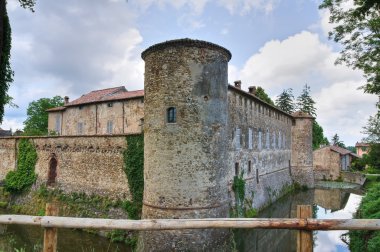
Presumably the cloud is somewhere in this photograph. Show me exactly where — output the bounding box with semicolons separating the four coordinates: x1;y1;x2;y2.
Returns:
235;30;377;145
219;0;279;15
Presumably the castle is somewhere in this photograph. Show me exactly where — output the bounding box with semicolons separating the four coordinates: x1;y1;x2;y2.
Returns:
0;39;313;251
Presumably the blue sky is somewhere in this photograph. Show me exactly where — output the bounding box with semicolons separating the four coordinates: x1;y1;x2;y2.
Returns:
2;0;378;146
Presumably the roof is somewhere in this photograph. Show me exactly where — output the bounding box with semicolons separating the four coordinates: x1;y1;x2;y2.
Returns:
0;128;12;136
355;142;370;147
46;86;144;112
329;145;352;155
66;86;144;107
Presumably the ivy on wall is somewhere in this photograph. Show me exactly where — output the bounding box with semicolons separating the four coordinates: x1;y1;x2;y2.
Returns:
5;139;37;193
123;134;144;219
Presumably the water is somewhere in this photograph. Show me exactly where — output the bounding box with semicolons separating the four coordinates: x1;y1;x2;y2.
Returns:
235;186;363;252
0;186;362;251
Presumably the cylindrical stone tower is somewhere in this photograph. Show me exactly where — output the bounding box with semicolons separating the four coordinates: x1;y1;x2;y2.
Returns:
291;111;315;188
139;39;231;251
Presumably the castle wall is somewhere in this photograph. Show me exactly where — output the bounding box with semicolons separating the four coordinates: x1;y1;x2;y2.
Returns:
227;87;294;210
48;98;144;136
0;138;16;179
0;136;131;199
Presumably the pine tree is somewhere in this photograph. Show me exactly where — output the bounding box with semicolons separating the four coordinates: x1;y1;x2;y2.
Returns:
275;88;295;114
331;133;345;148
296;84;316;117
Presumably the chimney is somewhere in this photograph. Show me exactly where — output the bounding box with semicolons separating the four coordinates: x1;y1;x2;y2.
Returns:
248;86;257;95
234;80;241;89
64;96;69;105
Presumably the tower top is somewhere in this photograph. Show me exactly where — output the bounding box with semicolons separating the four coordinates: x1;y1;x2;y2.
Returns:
141;38;232;61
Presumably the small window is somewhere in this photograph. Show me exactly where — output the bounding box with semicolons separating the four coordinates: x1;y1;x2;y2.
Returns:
107;120;113;134
258;129;262;150
235;163;239;176
78;105;83;110
248;128;253;150
256;168;259;184
167;107;176;123
235;128;241;149
77;122;83;135
248;160;252;174
107;103;113;107
266;129;270;149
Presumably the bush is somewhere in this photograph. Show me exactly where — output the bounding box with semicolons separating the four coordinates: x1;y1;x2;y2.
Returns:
349;183;380;251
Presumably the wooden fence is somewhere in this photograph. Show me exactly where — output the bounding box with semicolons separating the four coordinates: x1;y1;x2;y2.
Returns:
1;204;379;252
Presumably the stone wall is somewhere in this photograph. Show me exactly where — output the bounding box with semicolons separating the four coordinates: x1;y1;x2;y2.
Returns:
0;138;16;180
227;86;294;210
313;147;340;180
48;98;144;136
0;136;131;199
341;171;366;185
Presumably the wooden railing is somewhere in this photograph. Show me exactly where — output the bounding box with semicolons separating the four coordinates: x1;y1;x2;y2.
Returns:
1;204;379;252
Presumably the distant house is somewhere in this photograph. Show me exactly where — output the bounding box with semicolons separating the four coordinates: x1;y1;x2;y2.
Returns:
313;145;359;180
355;142;370;157
0;128;12;137
47;86;144;135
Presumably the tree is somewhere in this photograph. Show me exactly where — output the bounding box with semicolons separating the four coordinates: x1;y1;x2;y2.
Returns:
296;84;316;117
331;133;346;148
0;0;35;124
313;121;329;149
255;86;275;105
362;114;380;143
275;88;295;114
319;0;380;100
23;96;64;136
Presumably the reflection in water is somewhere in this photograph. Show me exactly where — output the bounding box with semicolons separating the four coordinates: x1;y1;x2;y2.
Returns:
235;188;363;252
0;222;131;252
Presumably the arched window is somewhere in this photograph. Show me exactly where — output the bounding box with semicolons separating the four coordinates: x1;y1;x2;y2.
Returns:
167;107;176;123
47;155;58;186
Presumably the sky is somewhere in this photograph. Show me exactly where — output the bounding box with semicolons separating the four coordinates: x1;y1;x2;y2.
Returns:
2;0;378;146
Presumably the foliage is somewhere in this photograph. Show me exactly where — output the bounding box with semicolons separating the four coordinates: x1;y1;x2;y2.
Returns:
4;139;37;193
0;7;13;124
255;86;275;105
23;96;64;136
18;0;36;12
313;121;329;149
347;146;356;152
362;114;380;143
275;88;295;113
232;172;246;204
351;155;367;171
296;84;316;117
366;143;380;170
319;0;380;101
349;182;380;251
331;133;346;148
123;134;144;219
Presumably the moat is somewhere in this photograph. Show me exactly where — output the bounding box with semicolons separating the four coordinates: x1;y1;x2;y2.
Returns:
0;185;363;251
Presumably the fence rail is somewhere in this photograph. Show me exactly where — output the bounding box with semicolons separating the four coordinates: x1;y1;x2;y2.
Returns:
1;204;379;252
0;215;379;231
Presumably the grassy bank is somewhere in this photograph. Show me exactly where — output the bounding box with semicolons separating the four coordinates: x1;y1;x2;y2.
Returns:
349;177;380;252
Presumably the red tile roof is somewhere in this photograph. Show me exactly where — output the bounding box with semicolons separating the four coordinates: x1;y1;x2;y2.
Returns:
330;145;351;155
66;86;144;107
355;142;370;147
46;106;66;112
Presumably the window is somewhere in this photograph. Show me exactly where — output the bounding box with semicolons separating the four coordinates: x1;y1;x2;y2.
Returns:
79;105;83;110
55;114;61;134
107;103;113;107
235;128;241;149
107;120;113;134
266;129;270;149
235;163;239;176
248;160;252;174
256;168;259;184
272;132;276;149
258;129;262;150
167;107;176;123
77;122;83;135
278;131;281;149
248;128;253;150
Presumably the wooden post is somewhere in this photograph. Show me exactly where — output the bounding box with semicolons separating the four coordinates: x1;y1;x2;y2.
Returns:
297;205;313;252
43;203;58;252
